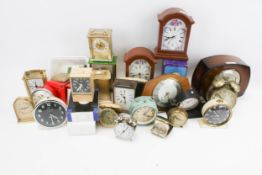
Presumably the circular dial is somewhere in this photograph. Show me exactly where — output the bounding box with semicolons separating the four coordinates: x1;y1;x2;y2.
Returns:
210;87;237;108
132;106;156;125
93;38;109;52
203;104;231;126
168;108;188;127
34;99;67;127
128;59;151;80
153;78;181;107
72;78;91;93
14;98;34;120
161;19;187;51
27;79;44;94
32;89;53;105
114;123;135;140
180;98;199;110
99;108;118;128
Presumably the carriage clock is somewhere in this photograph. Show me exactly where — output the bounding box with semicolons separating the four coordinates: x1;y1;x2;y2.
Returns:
192;55;250;126
88;29;113;62
124;47;156;80
154;8;194;76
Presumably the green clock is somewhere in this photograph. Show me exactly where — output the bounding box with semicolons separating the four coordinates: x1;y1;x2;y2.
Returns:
129;96;158;125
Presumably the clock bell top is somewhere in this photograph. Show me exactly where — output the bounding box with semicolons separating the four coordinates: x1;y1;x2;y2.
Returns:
124;47;157;64
88;29;112;38
158;7;194;25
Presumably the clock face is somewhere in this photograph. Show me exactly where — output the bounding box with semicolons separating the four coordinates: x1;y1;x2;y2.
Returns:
114;122;135;140
211;88;237;108
14;98;34;120
71;78;91;93
32;89;53;105
180;98;199;110
151;121;169;137
114;87;135;110
128;59;151;80
168;110;188;127
161;18;187;51
132;106;156;125
203;104;231;126
153;78;181;107
92;38;109;52
99;108;118;128
34;100;67;127
27;79;44;94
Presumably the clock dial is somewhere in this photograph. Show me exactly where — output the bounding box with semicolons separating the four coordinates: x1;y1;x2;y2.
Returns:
153;78;181;107
114;122;135;140
180;98;199;110
34;100;67;127
128;59;151;80
161;19;187;51
32;89;53;105
211;88;237;108
99;108;118;128
27;79;44;94
114;88;135;110
14;98;34;120
92;38;109;52
168;108;188;127
72;78;91;93
132;106;156;125
203;105;231;126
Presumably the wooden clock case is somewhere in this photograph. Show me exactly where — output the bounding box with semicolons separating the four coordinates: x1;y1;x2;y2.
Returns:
192;55;251;98
154;8;195;60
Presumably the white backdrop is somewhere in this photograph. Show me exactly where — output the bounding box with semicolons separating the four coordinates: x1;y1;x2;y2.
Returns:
0;0;262;175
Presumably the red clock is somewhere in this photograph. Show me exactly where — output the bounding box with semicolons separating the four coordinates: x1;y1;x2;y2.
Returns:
154;8;194;60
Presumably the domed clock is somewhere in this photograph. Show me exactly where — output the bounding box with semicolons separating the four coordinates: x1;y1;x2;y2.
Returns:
154;7;194;60
124;47;156;80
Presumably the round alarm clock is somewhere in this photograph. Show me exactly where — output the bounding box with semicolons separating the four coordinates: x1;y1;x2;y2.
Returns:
99;108;118;128
33;97;67;128
201;98;232;126
177;88;200;110
129;96;158;125
167;107;188;127
32;88;53;105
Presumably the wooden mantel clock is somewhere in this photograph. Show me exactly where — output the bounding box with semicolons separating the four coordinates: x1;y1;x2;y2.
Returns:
124;47;156;80
154;7;195;60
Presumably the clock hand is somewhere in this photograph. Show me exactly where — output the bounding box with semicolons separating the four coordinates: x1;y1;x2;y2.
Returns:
120;126;129;135
49;115;55;125
77;84;83;92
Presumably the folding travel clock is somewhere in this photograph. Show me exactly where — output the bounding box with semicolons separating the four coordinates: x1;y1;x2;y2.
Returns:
154;8;194;76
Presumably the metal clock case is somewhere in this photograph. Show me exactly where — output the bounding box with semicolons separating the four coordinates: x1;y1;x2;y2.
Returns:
88;28;113;62
69;67;94;104
151;113;173;138
201;98;232;127
33;97;67;128
113;79;137;111
13;97;34;122
192;55;251;98
23;70;47;99
129;96;158;125
142;74;190;110
167;107;188;127
124;47;156;80
114;113;137;141
32;88;53;105
154;8;194;60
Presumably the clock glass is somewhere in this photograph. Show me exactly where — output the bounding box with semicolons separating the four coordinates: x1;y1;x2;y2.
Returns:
92;38;109;52
114;87;135;110
161;18;187;51
72;78;91;93
27;79;44;94
128;59;151;80
203;105;231;126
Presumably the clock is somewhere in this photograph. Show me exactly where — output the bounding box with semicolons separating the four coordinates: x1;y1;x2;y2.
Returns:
70;67;94;104
124;47;156;80
13;97;34;122
142;74;190;110
154;8;194;60
201;98;232;126
192;55;250;98
129;96;158;125
99;108;118;128
167;107;188;127
23;70;47;98
88;29;113;62
113;79;137;111
151;112;173;138
114;113;137;141
177;88;200;111
33;97;67;128
32;88;53;105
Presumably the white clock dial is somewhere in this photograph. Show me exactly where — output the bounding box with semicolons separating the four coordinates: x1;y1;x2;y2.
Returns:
132;106;156;125
114;88;135;110
153;78;181;107
27;79;44;94
161;19;187;51
114;123;135;140
92;38;109;52
128;59;151;80
180;98;199;110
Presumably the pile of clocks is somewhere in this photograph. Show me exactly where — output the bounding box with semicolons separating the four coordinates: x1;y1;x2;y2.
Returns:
13;7;251;140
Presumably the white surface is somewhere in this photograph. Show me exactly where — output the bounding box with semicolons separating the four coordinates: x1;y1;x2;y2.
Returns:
0;0;262;175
